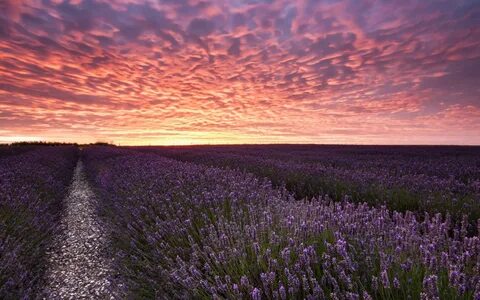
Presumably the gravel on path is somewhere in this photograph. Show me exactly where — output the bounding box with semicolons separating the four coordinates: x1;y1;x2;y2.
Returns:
42;160;119;299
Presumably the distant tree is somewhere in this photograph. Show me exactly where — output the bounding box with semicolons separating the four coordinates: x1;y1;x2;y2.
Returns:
90;141;116;146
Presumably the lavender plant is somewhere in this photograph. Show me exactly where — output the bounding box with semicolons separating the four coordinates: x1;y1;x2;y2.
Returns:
0;145;36;158
137;145;480;220
0;146;78;298
85;147;480;299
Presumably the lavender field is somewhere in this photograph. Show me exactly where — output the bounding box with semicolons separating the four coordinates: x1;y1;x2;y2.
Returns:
0;145;78;298
1;145;479;299
138;145;480;221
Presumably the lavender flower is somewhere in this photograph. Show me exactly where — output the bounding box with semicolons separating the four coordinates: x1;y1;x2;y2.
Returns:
422;275;439;300
251;288;261;300
381;270;390;288
82;146;480;299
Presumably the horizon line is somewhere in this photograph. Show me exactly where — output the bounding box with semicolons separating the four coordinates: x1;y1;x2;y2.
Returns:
2;141;480;147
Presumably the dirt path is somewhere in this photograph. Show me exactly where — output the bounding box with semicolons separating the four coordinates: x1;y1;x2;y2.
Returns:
43;160;117;299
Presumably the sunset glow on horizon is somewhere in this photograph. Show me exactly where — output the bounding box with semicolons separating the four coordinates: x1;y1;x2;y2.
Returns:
1;0;479;145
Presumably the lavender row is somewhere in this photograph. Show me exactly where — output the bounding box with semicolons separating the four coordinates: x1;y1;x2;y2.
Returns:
0;145;37;159
0;146;78;298
85;147;479;299
135;145;480;220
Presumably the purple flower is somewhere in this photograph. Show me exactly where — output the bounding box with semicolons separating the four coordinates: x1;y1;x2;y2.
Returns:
363;291;373;300
279;285;287;300
251;288;262;300
393;277;400;289
80;146;480;299
381;270;390;289
422;275;439;300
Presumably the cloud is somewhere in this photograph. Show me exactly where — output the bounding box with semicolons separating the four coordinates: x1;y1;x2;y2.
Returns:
227;38;241;56
0;0;478;145
0;83;107;105
187;18;216;37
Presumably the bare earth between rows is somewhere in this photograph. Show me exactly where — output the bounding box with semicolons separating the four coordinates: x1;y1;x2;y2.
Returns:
42;160;117;299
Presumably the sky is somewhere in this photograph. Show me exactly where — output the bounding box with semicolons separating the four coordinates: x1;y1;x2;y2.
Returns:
0;0;479;145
